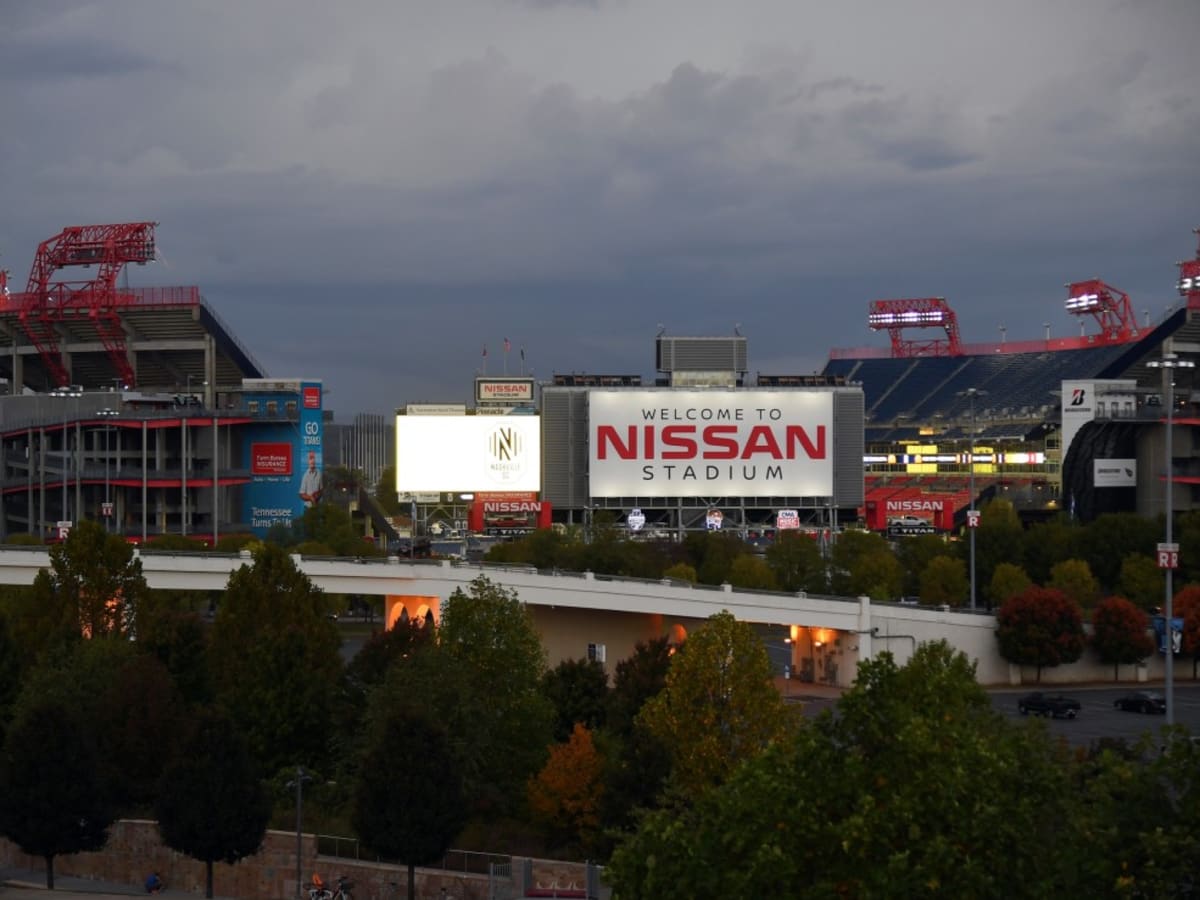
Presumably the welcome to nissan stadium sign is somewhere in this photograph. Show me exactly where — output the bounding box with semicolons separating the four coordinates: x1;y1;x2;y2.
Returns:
588;390;834;498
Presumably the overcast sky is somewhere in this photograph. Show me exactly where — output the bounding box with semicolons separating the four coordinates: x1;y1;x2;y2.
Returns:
1;0;1197;417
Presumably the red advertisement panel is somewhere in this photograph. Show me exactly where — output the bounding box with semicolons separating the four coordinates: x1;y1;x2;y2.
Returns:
252;442;293;476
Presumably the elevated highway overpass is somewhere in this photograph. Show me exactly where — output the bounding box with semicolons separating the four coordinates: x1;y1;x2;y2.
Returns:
0;547;1009;685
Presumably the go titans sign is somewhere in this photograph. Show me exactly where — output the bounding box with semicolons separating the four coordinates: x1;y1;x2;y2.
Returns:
588;390;834;498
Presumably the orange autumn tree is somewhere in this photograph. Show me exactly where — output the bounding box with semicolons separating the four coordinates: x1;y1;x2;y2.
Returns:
527;723;605;855
1174;585;1200;678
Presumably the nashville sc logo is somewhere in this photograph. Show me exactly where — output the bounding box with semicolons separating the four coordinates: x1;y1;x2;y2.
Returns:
486;425;526;484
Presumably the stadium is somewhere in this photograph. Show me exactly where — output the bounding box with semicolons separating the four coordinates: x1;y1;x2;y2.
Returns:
0;220;1197;554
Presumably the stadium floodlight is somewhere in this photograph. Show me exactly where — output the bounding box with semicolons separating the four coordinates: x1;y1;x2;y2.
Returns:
1065;292;1101;311
1146;354;1195;727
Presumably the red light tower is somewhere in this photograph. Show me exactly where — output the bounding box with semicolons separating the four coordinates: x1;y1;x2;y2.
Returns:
18;222;157;388
1179;227;1200;309
868;297;963;357
1063;278;1137;343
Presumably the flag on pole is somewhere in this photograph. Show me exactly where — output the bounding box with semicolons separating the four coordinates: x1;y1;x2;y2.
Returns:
504;337;511;353
482;344;487;358
520;347;525;362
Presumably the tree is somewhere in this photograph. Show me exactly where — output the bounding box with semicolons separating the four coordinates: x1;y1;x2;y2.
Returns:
373;464;402;515
1117;553;1164;611
727;554;778;591
1080;512;1160;591
996;587;1086;681
896;533;951;598
829;529;903;600
661;561;697;584
1174;585;1200;678
541;658;609;742
527;723;606;856
156;710;270;899
0;614;21;746
9;520;151;665
0;700;114;890
374;576;553;816
1091;596;1155;681
989;562;1032;608
607;636;673;739
608;642;1082;899
765;532;827;593
1048;558;1101;609
637;610;797;794
351;709;465;900
974;498;1025;606
919;555;969;606
1020;518;1081;586
208;543;343;774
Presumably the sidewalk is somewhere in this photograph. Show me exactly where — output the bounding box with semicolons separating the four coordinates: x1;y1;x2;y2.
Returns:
1;866;230;898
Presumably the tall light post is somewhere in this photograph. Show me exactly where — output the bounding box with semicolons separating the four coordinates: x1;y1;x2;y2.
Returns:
99;409;119;532
957;388;987;610
1147;354;1193;726
50;386;83;527
286;766;312;900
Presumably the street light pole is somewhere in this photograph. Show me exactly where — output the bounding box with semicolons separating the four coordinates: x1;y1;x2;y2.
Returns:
958;388;987;611
99;409;119;533
286;766;312;900
1148;354;1193;727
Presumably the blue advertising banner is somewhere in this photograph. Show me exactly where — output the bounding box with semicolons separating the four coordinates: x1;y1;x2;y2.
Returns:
1151;615;1184;655
240;381;323;535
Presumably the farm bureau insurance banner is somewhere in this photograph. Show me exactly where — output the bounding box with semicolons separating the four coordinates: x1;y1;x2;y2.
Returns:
588;390;833;498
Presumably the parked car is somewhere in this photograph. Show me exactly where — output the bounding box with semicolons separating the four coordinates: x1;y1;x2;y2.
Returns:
1113;691;1167;714
1017;692;1082;719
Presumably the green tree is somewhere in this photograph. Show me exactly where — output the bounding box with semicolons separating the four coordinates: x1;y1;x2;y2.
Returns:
989;562;1032;608
373;464;402;515
1080;512;1160;591
12;520;150;663
1118;553;1165;611
896;533;951;597
0;614;21;745
661;561;698;584
1047;558;1101;609
351;709;466;900
919;555;969;606
1020;517;1081;585
637;610;796;794
727;554;778;590
209;543;343;774
608;641;1081;898
296;502;364;556
829;529;903;600
156;710;271;900
541;658;609;742
996;587;1086;681
974;498;1025;607
1091;596;1155;681
606;636;673;739
765;532;827;593
0;700;115;890
375;576;553;815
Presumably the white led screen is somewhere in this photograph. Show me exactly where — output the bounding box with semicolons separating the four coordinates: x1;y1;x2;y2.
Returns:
396;416;541;493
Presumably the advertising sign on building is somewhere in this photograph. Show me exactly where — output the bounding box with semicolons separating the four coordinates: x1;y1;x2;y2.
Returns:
776;509;800;530
1094;459;1136;487
241;380;323;535
476;378;535;404
705;509;724;530
627;508;646;532
588;390;834;497
395;415;541;493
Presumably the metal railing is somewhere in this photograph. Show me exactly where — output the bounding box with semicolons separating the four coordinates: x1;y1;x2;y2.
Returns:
316;834;510;875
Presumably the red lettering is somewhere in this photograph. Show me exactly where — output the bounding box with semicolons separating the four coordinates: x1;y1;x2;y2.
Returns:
661;425;697;459
740;426;781;459
702;425;739;459
787;425;825;459
597;425;636;460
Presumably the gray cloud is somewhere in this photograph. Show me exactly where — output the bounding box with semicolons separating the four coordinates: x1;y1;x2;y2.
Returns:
0;0;1197;415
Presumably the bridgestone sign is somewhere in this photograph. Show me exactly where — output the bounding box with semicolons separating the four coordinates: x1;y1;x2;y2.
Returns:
588;390;834;498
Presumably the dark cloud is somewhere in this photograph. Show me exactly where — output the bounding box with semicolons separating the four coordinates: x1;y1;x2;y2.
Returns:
0;0;1197;416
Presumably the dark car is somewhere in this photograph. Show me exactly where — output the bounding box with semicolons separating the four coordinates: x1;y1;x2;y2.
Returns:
1017;692;1081;719
1113;691;1167;714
